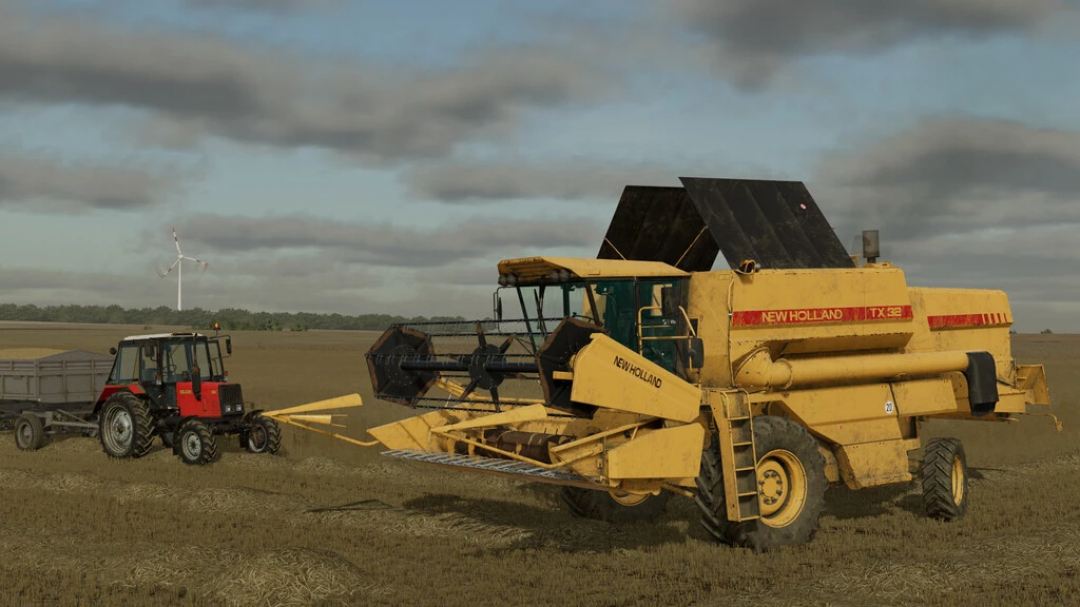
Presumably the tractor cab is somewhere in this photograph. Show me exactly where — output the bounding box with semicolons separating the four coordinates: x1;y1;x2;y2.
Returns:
99;333;244;419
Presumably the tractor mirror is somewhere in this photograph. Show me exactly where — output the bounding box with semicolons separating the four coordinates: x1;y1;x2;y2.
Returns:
496;296;504;321
191;364;202;401
687;337;705;369
661;286;679;318
225;338;232;355
109;347;117;356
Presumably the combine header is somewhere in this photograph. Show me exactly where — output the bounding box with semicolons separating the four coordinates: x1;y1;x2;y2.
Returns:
357;177;1055;549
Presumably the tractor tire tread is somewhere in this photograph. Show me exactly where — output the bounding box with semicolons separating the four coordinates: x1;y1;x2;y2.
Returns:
921;438;967;521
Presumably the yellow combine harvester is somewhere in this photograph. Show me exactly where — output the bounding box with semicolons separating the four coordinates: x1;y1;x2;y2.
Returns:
358;178;1054;550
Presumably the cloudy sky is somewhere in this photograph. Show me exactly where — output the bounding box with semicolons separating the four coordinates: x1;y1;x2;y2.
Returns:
1;0;1078;332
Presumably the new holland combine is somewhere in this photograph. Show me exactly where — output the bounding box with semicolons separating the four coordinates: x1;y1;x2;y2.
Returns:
355;177;1055;550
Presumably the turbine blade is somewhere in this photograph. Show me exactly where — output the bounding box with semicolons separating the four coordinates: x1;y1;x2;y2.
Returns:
157;258;180;278
173;228;182;255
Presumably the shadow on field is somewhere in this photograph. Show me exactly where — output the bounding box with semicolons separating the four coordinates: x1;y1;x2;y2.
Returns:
824;483;924;520
402;492;688;553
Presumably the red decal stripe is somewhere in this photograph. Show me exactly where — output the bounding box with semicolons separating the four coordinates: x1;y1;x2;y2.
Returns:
928;313;1009;329
732;305;913;327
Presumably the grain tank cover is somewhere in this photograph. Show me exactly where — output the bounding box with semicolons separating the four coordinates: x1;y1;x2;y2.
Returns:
598;177;855;271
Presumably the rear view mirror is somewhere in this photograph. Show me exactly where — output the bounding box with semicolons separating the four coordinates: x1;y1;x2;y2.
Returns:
494;293;504;321
109;347;117;356
661;286;679;318
687;337;704;369
225;338;232;355
191;365;202;400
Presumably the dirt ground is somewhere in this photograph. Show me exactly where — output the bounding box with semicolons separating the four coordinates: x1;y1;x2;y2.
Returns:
1;322;1078;607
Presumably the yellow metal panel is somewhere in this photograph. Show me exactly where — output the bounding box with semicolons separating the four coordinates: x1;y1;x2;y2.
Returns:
433;404;549;433
768;383;905;445
570;334;702;423
734;348;969;390
497;256;687;280
834;439;919;489
889;377;959;417
727;267;915;360
606;424;705;479
368;409;460;451
1017;364;1051;405
685;272;734;387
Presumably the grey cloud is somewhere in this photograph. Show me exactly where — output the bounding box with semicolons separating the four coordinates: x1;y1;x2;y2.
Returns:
0;155;175;210
670;0;1067;88
0;9;611;161
185;0;320;9
816;117;1080;240
406;161;683;203
171;214;602;268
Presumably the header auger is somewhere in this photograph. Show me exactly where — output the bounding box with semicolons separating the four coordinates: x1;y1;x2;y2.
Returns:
352;177;1057;550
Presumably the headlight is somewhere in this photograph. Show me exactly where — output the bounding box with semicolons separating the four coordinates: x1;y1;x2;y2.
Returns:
224;405;232;413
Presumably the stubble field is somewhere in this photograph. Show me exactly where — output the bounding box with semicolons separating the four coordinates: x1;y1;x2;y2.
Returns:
1;321;1079;607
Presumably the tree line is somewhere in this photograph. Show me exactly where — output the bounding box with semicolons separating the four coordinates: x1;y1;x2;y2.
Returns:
0;303;465;332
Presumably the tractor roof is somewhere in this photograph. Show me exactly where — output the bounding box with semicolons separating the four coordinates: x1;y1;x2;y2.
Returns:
498;256;687;284
120;332;207;342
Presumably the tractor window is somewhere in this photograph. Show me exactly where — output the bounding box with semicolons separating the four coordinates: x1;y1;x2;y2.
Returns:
194;341;213;380
209;341;224;378
162;342;191;382
110;344;139;384
139;345;160;383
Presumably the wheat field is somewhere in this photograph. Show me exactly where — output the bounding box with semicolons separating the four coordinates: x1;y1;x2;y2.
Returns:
1;321;1078;607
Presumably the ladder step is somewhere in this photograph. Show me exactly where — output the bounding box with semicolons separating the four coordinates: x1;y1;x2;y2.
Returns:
735;467;756;472
732;441;753;447
737;491;759;497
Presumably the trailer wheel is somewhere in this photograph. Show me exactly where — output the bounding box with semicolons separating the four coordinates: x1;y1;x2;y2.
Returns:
921;438;967;521
241;415;281;455
176;420;219;465
98;392;155;459
560;486;670;524
696;415;827;551
14;414;45;451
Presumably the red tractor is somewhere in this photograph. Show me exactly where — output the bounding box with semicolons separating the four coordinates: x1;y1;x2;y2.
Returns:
95;332;280;464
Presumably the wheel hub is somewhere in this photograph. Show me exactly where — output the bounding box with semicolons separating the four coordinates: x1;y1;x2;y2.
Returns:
756;449;808;528
107;410;133;449
250;426;267;450
183;432;202;459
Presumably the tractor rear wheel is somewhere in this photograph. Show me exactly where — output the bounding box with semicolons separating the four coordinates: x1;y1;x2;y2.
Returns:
175;420;219;465
560;487;670;524
98;392;155;459
921;438;968;521
696;415;827;551
241;415;281;454
14;414;45;451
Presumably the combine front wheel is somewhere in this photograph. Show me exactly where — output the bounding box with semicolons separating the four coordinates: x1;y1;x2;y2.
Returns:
241;415;281;455
560;487;670;524
98;393;155;459
921;438;967;521
176;420;220;465
696;415;827;551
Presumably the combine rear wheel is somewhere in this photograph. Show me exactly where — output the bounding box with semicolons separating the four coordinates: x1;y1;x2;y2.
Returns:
14;414;45;451
560;487;670;524
240;414;281;454
176;420;220;465
921;438;967;521
696;415;827;551
98;392;155;459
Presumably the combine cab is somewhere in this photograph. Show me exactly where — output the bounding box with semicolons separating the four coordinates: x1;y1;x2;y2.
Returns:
360;177;1057;550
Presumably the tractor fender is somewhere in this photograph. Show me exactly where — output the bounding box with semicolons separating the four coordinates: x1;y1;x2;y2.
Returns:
92;386;148;417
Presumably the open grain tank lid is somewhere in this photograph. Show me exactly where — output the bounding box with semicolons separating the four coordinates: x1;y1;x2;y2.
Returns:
597;177;855;272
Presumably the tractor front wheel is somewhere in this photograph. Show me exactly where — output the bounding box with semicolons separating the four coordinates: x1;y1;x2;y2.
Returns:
921;438;968;521
240;415;282;455
560;487;670;524
98;392;155;459
14;414;45;451
175;420;220;466
696;415;827;551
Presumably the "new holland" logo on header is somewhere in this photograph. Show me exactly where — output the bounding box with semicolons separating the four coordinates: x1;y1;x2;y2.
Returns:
613;355;663;388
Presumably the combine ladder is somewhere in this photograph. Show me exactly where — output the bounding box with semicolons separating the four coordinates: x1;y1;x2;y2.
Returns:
714;391;761;522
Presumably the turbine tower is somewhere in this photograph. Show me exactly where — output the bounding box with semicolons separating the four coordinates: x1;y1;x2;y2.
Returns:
157;228;209;311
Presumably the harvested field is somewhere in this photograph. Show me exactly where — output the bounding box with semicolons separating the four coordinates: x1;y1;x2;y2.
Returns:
1;321;1078;606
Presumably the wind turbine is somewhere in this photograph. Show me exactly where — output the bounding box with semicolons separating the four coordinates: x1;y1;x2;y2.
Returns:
157;228;209;311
